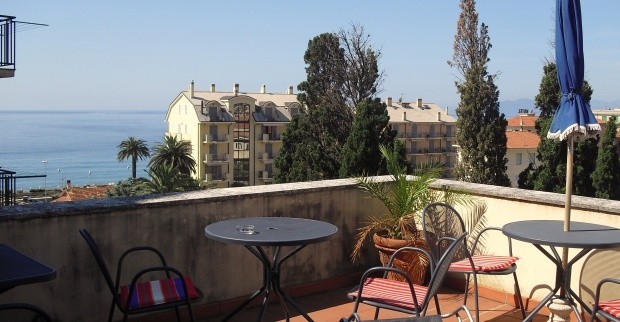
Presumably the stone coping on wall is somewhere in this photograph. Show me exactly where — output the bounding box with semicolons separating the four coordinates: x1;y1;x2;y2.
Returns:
2;176;619;220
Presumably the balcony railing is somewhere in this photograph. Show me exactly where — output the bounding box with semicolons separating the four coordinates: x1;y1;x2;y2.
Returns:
203;134;230;144
203;153;231;164
0;15;16;78
1;178;619;320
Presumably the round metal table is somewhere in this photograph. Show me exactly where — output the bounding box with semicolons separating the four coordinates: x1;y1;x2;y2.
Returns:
205;217;338;322
502;220;620;321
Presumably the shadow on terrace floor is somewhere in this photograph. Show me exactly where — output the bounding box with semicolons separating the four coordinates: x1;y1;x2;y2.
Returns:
196;286;549;322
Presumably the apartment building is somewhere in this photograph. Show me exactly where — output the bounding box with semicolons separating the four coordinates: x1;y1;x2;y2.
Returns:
166;82;461;186
165;82;301;187
384;98;457;178
505;110;540;186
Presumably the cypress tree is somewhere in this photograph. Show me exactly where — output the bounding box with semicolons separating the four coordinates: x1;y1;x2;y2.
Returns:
450;0;510;186
339;98;395;178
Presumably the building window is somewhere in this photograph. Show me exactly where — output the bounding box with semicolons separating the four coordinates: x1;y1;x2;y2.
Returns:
516;153;522;165
528;153;536;164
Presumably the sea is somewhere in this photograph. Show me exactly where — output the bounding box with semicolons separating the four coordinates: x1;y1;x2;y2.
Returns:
0;109;167;191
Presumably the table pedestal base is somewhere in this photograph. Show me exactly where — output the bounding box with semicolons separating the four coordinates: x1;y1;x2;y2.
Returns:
548;298;572;322
222;245;313;322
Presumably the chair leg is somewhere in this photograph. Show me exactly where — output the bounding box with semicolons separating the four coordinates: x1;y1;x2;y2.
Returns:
434;294;441;315
174;307;181;321
107;300;116;322
589;307;597;322
512;271;526;318
462;273;470;306
374;307;380;320
186;299;196;322
472;272;480;322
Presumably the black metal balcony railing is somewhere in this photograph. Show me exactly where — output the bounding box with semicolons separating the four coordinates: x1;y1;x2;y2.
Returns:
0;15;15;77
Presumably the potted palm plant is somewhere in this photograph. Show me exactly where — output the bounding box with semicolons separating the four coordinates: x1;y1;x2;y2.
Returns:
351;145;471;284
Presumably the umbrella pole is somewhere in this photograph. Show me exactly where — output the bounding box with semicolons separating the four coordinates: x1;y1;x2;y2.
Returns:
560;134;574;298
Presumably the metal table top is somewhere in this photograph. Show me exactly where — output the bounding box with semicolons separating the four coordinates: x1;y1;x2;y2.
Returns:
502;220;620;249
0;244;56;292
205;217;338;246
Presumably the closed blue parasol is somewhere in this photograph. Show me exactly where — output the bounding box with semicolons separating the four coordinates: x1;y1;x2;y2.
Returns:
548;0;600;141
548;0;601;300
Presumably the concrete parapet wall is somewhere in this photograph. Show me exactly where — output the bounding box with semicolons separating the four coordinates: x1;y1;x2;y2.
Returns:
1;177;620;320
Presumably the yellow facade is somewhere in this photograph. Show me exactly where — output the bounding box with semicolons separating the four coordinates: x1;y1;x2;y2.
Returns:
165;82;300;187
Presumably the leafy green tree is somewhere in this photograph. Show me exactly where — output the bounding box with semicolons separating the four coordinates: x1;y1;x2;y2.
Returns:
592;117;620;200
142;164;200;194
149;135;196;176
449;0;510;186
106;178;152;197
519;62;597;195
117;137;150;179
339;98;396;178
338;24;384;107
276;27;384;183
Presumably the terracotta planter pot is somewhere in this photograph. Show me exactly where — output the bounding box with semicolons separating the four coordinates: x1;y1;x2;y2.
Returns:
372;232;430;284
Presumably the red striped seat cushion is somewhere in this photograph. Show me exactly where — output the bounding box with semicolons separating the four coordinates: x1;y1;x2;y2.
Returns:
347;277;428;311
598;299;620;318
449;255;518;272
119;276;199;310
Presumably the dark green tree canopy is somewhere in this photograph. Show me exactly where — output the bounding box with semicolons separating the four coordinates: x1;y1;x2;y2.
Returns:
519;61;597;196
276;26;386;183
592;117;620;200
339;98;396;178
450;0;509;186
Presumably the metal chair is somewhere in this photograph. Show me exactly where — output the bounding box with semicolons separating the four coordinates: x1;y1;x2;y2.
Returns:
341;305;472;321
0;303;52;322
590;277;620;322
347;233;467;320
79;228;203;322
421;202;525;322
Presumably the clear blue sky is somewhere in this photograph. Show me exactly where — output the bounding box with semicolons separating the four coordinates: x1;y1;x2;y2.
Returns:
2;1;619;111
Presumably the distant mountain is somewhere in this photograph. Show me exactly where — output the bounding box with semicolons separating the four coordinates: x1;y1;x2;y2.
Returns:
590;99;620;110
499;98;620;118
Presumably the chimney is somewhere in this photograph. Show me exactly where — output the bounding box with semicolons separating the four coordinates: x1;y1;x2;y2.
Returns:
260;84;266;93
417;98;423;108
402;112;407;121
387;97;392;107
287;86;294;95
210;83;216;92
446;106;449;115
233;83;239;96
437;112;441;121
189;80;195;98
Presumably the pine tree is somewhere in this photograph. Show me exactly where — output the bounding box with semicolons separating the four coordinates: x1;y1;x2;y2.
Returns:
592;117;620;200
339;98;395;177
449;0;510;186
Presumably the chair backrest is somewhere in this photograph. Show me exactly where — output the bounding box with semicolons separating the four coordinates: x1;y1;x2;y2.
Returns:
0;303;52;322
79;228;117;296
422;202;467;263
422;233;468;307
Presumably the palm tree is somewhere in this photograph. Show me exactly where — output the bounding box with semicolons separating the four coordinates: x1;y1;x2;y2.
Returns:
143;164;188;193
149;135;196;176
117;137;150;179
